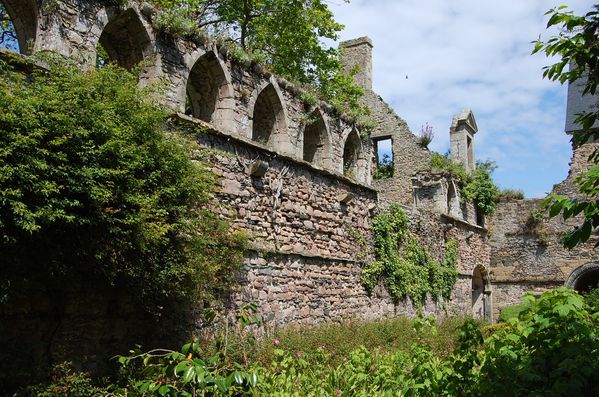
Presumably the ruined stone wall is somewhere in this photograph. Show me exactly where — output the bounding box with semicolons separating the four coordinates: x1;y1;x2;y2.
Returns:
488;142;599;319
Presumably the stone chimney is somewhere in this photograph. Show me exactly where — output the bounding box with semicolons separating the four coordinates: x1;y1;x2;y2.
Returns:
450;109;478;173
340;36;373;91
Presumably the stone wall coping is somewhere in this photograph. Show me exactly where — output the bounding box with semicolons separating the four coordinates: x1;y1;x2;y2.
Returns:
491;279;563;285
340;36;374;49
441;213;487;232
172;113;379;194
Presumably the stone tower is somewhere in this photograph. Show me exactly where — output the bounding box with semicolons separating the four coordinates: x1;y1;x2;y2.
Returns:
450;109;477;173
339;36;373;91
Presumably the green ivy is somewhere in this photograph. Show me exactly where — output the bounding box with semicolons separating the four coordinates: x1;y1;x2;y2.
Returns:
362;204;458;303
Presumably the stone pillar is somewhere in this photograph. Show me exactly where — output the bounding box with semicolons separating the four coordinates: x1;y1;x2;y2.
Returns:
450;109;478;173
339;36;373;91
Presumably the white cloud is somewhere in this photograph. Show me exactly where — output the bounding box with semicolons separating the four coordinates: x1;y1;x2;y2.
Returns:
330;0;594;197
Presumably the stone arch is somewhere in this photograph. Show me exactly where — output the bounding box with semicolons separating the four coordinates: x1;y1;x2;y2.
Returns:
342;128;366;181
302;109;332;168
185;50;234;131
1;0;38;54
98;8;153;70
249;82;291;153
472;265;491;321
566;262;599;293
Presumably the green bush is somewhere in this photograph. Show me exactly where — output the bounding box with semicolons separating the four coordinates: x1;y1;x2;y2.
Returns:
0;57;246;309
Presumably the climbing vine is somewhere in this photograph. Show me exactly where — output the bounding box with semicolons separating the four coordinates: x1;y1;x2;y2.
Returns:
362;204;458;303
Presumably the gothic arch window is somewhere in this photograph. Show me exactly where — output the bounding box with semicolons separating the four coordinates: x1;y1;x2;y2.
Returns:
186;51;232;128
0;0;37;54
251;84;286;145
98;9;152;70
302;110;330;167
343;128;363;178
566;263;599;293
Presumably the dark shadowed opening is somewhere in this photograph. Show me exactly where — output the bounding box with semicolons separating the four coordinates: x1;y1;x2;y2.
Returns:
303;111;328;164
99;9;151;70
252;84;283;145
343;129;362;177
186;52;227;123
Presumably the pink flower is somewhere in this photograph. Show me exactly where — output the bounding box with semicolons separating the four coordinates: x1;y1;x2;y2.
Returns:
335;389;342;396
295;351;302;358
274;339;280;346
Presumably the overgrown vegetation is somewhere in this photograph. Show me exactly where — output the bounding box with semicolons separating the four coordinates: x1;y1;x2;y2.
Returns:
497;188;525;200
148;0;369;119
361;204;458;303
430;152;499;215
534;5;599;248
21;288;599;396
0;57;246;310
373;153;394;179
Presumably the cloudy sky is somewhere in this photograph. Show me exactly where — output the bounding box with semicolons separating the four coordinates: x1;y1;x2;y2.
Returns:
330;0;593;197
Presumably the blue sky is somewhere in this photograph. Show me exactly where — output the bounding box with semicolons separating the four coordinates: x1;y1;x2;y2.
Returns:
330;0;594;197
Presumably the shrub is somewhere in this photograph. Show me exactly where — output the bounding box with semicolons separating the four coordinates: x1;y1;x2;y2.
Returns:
497;188;525;200
0;57;246;310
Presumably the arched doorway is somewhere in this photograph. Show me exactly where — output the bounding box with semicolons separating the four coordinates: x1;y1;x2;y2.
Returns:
472;265;491;321
566;263;599;293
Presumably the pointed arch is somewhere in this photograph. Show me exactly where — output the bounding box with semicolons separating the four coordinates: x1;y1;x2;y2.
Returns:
185;50;234;130
472;265;491;321
98;8;153;70
249;82;290;152
1;0;38;54
302;109;332;167
342;128;366;181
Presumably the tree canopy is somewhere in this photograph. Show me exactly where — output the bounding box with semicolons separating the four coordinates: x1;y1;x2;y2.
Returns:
534;5;599;248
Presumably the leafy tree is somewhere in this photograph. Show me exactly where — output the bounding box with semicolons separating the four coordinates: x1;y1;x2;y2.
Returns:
534;5;599;248
0;2;18;51
0;56;246;309
150;0;366;116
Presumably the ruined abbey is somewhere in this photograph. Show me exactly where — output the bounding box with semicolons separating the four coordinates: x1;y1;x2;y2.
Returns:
1;0;598;385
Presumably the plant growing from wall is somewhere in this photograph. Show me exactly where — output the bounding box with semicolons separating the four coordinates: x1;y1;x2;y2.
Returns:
0;56;246;310
362;204;458;303
430;153;499;216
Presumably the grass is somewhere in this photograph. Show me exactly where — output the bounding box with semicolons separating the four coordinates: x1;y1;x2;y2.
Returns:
204;315;475;368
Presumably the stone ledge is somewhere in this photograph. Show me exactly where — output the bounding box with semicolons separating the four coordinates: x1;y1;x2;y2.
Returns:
172;113;378;194
246;247;366;266
441;213;487;232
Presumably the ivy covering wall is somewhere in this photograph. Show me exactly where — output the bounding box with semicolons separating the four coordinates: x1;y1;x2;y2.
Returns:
362;204;458;303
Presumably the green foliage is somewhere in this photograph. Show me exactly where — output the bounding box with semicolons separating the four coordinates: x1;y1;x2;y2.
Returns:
497;301;532;323
19;362;109;397
534;5;599;248
362;204;458;303
0;58;246;309
497;188;525;200
373;153;394;179
149;0;369;121
430;153;499;215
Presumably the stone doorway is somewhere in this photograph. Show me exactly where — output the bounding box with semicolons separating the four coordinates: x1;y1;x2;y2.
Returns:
472;266;491;321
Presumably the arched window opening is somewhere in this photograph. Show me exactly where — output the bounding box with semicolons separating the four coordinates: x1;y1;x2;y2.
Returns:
252;84;284;145
343;129;362;178
303;111;329;165
98;9;151;70
0;0;37;54
373;137;393;179
472;266;491;321
186;52;229;124
566;263;599;294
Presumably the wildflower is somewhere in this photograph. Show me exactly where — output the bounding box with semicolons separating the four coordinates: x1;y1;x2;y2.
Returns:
295;351;302;358
274;339;280;346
